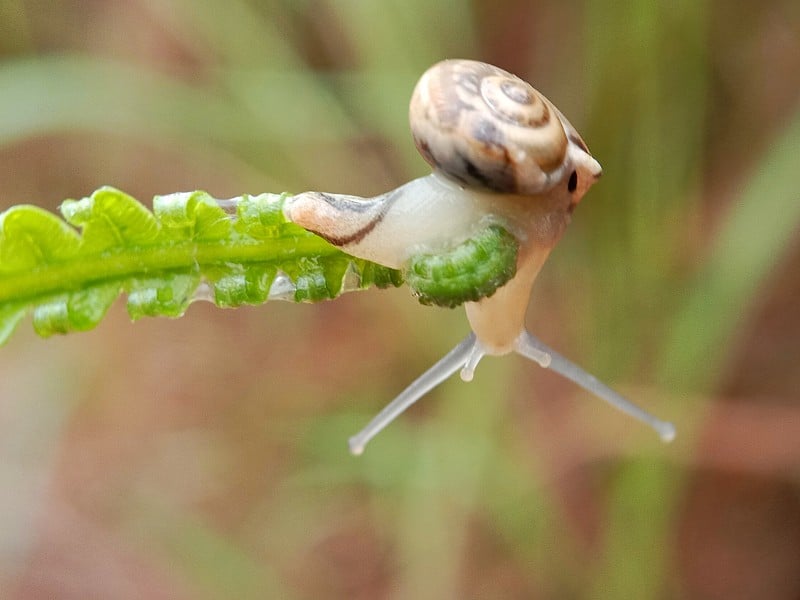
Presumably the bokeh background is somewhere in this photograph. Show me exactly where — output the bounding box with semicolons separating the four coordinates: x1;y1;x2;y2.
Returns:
1;1;799;598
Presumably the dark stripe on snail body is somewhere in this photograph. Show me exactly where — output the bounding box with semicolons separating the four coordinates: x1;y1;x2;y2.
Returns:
286;190;398;249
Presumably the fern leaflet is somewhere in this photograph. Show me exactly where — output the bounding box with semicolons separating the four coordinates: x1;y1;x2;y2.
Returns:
0;187;403;345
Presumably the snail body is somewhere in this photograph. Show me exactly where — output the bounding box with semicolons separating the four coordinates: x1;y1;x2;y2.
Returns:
283;59;674;453
284;169;569;270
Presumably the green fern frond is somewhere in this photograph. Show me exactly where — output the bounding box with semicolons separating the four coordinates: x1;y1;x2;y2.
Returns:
0;187;402;345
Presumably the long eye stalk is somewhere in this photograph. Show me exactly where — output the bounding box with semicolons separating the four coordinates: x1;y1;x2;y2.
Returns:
515;332;676;442
348;334;479;455
349;330;675;455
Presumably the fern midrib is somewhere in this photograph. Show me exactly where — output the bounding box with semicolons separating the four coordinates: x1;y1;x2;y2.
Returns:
0;234;340;305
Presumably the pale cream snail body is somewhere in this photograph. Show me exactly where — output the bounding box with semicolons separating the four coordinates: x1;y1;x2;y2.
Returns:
284;59;674;454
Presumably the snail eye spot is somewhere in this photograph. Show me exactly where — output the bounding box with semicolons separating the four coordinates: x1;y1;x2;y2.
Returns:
567;170;578;193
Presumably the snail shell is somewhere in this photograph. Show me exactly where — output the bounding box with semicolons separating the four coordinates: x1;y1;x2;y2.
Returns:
410;59;591;195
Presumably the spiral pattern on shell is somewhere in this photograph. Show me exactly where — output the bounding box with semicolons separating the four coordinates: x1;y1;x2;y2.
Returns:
409;60;572;195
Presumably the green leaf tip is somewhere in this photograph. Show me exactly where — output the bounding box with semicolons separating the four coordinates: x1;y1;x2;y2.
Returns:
0;186;402;346
61;187;160;250
404;225;519;308
0;204;81;272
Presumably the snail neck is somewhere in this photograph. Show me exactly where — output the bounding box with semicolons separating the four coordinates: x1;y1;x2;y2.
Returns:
464;244;551;355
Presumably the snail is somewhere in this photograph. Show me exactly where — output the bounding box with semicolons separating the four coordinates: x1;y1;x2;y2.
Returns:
283;59;675;454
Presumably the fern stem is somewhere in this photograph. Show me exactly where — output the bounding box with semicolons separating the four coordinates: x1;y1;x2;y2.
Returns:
0;236;338;304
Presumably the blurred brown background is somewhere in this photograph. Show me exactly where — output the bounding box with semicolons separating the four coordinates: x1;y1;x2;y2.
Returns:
0;1;799;598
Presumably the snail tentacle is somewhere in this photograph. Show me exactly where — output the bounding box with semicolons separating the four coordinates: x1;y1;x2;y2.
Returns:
349;333;480;455
348;326;676;455
515;332;676;442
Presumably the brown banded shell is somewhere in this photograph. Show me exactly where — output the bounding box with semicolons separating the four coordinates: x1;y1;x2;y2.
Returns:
409;59;572;195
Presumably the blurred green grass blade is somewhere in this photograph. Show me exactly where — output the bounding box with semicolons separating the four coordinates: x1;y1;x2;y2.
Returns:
0;57;250;145
328;0;468;71
223;68;358;142
659;106;800;390
334;68;424;176
141;0;303;68
0;56;356;147
134;508;293;600
0;0;33;53
0;56;368;187
590;459;676;599
580;1;709;375
326;0;478;177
